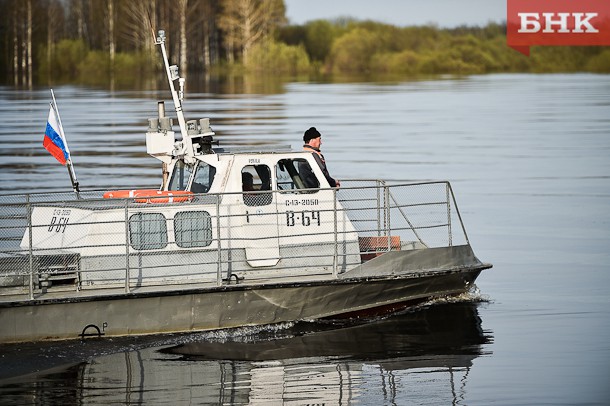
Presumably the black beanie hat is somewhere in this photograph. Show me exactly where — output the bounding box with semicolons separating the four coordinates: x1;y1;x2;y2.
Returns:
303;127;321;143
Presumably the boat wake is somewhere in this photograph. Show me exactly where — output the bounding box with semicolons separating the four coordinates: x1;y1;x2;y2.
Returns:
176;321;298;344
425;283;491;306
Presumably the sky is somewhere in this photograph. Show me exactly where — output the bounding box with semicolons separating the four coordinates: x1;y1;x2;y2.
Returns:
284;0;506;28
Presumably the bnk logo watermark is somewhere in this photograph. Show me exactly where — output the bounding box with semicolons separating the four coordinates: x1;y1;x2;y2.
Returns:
507;0;610;56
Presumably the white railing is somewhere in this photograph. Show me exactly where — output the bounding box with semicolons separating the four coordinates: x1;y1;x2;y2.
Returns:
0;181;470;300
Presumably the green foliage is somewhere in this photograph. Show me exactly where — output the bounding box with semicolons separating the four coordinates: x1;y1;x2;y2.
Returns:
447;35;502;72
52;39;89;79
529;46;606;73
419;52;481;74
587;49;610;73
399;26;447;53
36;39;157;87
75;51;155;87
305;20;342;62
328;28;381;74
245;39;311;75
292;20;610;76
371;50;422;75
77;51;110;82
279;24;307;47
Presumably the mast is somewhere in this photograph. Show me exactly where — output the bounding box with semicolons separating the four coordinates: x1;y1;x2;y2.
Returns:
155;30;188;141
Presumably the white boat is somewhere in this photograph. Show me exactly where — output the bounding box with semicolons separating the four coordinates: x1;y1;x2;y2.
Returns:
0;30;491;343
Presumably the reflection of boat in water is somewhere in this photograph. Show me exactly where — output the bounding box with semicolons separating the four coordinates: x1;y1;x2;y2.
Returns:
0;303;492;405
163;302;490;365
0;29;491;344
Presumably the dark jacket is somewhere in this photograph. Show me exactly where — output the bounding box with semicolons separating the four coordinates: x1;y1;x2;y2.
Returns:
302;144;338;187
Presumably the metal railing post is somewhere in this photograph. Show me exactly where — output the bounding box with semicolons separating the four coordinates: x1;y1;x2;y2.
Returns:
376;182;382;236
124;199;130;293
384;186;391;252
27;194;34;300
333;188;338;277
447;182;470;245
216;194;222;286
446;182;452;247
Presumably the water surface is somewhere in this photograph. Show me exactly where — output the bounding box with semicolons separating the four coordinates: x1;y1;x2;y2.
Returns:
0;74;609;404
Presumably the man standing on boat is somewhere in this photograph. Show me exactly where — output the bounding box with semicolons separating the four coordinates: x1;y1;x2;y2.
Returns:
301;127;340;188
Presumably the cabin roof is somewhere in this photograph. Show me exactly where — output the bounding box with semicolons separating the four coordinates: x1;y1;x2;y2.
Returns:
211;144;293;155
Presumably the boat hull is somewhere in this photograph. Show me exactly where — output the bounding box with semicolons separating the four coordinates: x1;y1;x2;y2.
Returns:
0;263;487;344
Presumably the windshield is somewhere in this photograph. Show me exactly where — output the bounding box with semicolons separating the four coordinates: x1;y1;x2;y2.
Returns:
168;160;217;192
168;160;194;191
191;162;216;193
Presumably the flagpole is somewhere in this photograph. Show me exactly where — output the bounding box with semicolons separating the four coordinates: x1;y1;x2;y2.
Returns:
50;89;80;195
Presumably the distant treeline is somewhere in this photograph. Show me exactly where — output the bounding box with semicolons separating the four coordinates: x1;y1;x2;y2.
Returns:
281;20;610;75
2;0;609;88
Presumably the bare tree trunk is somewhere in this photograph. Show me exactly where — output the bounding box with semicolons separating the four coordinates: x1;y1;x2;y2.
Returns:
46;1;64;83
76;0;83;38
21;22;27;86
241;0;251;65
108;0;115;89
203;21;210;70
211;25;220;66
12;6;19;86
159;0;168;39
178;0;188;74
123;1;156;54
26;0;32;88
148;0;157;56
200;0;217;70
47;6;53;83
227;30;234;64
219;0;285;66
108;0;115;63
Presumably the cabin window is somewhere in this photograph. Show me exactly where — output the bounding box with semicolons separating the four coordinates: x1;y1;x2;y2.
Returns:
169;160;216;193
129;213;168;250
241;165;272;206
191;162;216;193
174;211;212;248
168;160;193;191
276;159;319;192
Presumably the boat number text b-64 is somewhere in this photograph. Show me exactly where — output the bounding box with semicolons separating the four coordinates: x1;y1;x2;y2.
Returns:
286;210;321;227
48;209;71;233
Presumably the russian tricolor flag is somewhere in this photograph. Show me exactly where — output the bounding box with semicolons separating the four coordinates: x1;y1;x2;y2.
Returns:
43;106;70;165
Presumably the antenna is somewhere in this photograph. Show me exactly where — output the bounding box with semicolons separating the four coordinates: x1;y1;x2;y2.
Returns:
155;29;188;141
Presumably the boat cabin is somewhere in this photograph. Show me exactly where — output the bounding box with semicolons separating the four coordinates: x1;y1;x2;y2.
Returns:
146;109;329;196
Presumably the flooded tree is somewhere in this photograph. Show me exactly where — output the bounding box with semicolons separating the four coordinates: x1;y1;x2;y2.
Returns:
4;0;36;87
218;0;286;65
177;0;188;74
107;0;116;87
0;0;607;87
122;1;157;56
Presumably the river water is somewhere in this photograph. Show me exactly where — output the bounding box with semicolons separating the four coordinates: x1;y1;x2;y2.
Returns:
0;73;609;404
